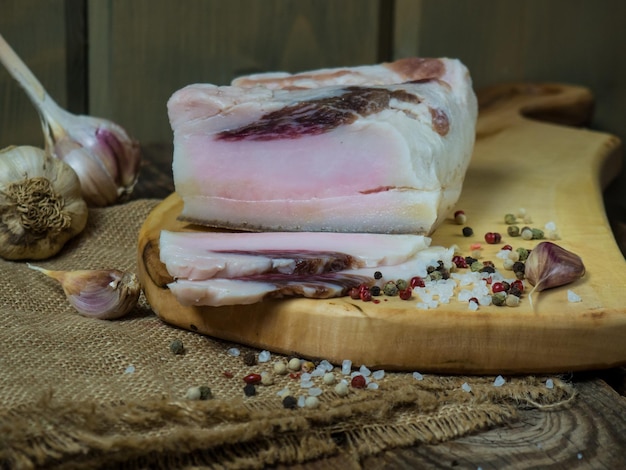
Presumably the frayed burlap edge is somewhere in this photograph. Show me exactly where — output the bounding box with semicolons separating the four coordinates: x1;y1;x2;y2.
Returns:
0;376;575;470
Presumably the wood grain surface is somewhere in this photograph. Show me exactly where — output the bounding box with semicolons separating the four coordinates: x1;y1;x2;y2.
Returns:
137;83;626;375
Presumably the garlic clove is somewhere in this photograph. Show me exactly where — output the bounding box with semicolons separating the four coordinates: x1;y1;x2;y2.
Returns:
28;264;141;320
0;33;141;208
524;241;586;310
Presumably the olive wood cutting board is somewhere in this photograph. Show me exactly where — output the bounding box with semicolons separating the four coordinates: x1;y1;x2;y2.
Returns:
138;83;626;374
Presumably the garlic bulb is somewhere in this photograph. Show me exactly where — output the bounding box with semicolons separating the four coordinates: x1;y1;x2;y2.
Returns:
0;146;88;260
28;264;141;320
0;34;141;207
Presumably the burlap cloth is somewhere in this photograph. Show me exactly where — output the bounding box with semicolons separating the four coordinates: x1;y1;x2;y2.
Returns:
0;199;576;469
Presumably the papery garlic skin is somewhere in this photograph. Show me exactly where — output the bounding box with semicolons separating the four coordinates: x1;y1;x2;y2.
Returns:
28;265;141;320
0;146;88;260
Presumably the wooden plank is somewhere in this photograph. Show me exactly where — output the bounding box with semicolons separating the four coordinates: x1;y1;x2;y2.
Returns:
137;83;626;374
0;0;68;149
88;0;382;144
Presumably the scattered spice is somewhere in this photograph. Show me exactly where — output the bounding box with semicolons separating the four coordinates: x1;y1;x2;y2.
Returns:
243;373;262;385
507;225;520;237
383;281;398;296
243;383;256;397
351;375;367;389
288;357;302;371
282;395;298;409
484;232;502;244
169;339;185;355
243;351;257;366
274;361;288;375
504;213;517;224
454;210;467;224
335;382;350;396
462;226;474;237
305;396;320;408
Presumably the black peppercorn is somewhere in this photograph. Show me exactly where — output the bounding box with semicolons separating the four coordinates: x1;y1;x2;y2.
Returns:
243;351;257;366
462;226;474;237
370;285;381;296
169;339;185;355
243;383;256;397
373;271;383;280
282;395;298;409
512;261;526;274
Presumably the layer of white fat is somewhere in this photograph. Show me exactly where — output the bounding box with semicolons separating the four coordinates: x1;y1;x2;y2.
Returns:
166;245;454;307
159;230;431;280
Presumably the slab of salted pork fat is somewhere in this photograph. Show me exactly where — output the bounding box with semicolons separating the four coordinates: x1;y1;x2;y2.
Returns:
167;57;477;234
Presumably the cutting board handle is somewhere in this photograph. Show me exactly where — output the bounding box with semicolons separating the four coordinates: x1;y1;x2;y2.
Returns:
476;83;594;136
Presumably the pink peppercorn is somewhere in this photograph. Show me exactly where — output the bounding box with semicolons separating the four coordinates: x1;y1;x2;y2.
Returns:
399;287;413;300
410;276;426;288
452;255;468;269
484;232;502;244
349;287;360;299
511;279;524;293
243;373;262;385
351;375;367;389
360;289;372;302
502;244;513;251
491;282;506;293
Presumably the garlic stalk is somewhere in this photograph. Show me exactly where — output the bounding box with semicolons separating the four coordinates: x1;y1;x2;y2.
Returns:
28;264;141;320
525;241;586;310
0;146;88;260
0;33;141;207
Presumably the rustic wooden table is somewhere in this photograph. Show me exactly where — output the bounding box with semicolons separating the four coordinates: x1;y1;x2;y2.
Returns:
133;141;626;469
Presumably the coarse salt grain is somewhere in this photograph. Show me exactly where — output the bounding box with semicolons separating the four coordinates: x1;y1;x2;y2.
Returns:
342;359;352;375
319;360;333;371
297;395;306;407
300;380;314;389
227;348;240;357
372;370;385;380
468;300;479;311
462;382;472;393
359;365;371;377
493;375;506;387
308;387;323;397
567;290;582;302
311;367;325;377
413;372;424;381
258;350;271;362
367;382;379;390
124;365;135;374
277;387;290;397
546;378;554;389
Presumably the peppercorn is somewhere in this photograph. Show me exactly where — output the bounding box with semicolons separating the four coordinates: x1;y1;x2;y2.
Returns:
502;244;513;251
512;261;526;274
349;287;361;299
243;351;257;366
383;281;398;296
462;226;474;237
504;213;517;225
507;225;520;237
531;228;544;239
351;375;367;389
169;339;185;355
515;270;525;280
515;248;530;261
374;271;383;280
480;265;495;274
454;210;467;225
511;279;524;293
484;232;502;244
360;289;372;302
370;285;381;296
396;279;408;290
509;285;523;297
399;287;413;300
465;256;477;265
501;281;511;292
243;373;262;384
199;386;213;400
301;361;315;373
492;282;506;293
429;270;443;281
492;292;507;306
410;276;426;288
505;294;520;307
470;261;484;272
521;228;533;240
243;383;256;397
452;255;467;269
282;395;298;409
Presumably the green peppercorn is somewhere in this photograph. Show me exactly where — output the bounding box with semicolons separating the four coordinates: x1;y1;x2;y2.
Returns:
507;225;520;237
492;292;507;306
383;281;398;296
462;226;474;237
515;247;530;261
199;386;213;400
531;228;544;239
470;261;484;272
396;279;408;290
169;339;185;355
429;270;443;281
504;213;517;224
